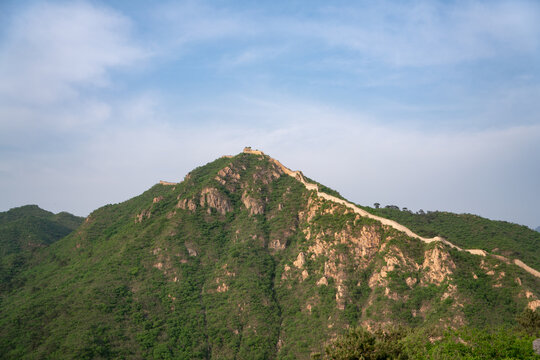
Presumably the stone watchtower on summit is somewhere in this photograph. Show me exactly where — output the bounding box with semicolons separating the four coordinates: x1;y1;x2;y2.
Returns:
243;146;264;155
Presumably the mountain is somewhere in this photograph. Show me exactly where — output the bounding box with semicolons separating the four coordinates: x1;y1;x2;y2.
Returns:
0;205;84;292
362;207;540;271
0;149;538;359
536;226;540;233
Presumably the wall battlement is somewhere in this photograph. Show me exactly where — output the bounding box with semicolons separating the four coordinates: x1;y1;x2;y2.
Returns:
159;180;177;186
243;146;264;155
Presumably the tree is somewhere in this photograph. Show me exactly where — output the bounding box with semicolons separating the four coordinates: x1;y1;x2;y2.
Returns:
324;327;407;360
517;308;540;336
374;203;380;209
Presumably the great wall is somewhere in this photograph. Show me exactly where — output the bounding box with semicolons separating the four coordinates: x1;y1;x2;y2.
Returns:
157;147;539;279
242;147;540;279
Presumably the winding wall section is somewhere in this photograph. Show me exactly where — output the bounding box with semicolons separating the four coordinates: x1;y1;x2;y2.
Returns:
246;149;540;279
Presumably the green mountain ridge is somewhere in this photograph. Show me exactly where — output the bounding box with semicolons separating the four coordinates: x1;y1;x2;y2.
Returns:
357;207;540;271
0;205;84;293
0;151;538;359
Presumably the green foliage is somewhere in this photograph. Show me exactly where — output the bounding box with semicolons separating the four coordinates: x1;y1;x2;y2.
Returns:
304;176;346;200
324;327;408;360
364;207;540;270
407;327;539;359
326;326;540;360
0;205;83;293
0;205;83;256
517;309;540;337
451;249;524;327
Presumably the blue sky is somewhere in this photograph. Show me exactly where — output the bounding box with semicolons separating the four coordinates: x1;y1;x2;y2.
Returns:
1;0;539;228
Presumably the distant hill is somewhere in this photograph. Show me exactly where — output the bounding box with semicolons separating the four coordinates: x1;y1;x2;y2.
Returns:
0;150;538;359
360;207;540;270
536;226;540;233
0;205;84;292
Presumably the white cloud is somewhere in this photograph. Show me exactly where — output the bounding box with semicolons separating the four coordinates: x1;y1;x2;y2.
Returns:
0;2;145;105
1;0;539;231
220;46;288;67
301;1;540;66
152;0;540;67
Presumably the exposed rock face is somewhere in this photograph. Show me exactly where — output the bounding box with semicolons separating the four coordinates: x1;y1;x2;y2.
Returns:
528;300;540;311
422;246;456;285
176;198;197;211
533;338;540;355
269;238;286;250
252;166;282;185
153;196;164;203
293;252;306;268
281;264;291;280
215;166;241;189
241;191;265;215
217;283;229;293
369;246;416;288
335;225;381;263
186;244;198;257
317;277;328;286
406;277;417;287
135;209;151;223
200;187;232;215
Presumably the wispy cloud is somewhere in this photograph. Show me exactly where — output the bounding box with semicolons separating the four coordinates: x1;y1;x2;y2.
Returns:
153;0;540;67
0;1;149;156
220;46;288;67
307;1;540;66
0;2;146;106
1;0;539;230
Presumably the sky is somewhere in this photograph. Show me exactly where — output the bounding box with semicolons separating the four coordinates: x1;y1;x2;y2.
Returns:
0;0;539;229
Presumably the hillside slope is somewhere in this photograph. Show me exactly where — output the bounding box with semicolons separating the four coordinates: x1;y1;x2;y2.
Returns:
362;207;540;272
0;151;538;359
0;205;84;292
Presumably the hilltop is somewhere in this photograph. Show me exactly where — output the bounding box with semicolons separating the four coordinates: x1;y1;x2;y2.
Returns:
0;149;538;359
0;205;84;293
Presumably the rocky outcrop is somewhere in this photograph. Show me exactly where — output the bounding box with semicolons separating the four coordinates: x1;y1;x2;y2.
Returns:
216;283;229;293
533;338;540;355
293;252;306;268
241;191;265;215
369;246;418;288
251;166;282;185
269;238;287;250
215;166;241;188
422;246;455;285
176;198;197;211
200;187;232;215
186;244;198;257
316;277;328;286
135;209;151;223
528;300;540;311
